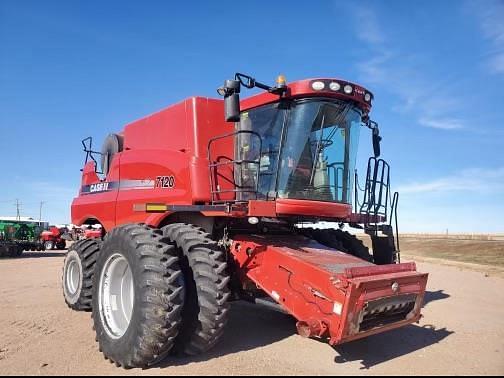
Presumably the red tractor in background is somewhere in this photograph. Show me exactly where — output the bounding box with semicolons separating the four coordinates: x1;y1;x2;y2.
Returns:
40;226;68;250
62;73;428;369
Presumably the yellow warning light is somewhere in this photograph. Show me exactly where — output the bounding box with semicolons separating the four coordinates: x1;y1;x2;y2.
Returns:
276;74;287;87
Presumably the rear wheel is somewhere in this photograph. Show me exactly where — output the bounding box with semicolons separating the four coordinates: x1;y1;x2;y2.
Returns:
63;239;101;311
92;224;184;368
44;240;54;251
162;223;231;356
6;244;23;257
57;240;66;250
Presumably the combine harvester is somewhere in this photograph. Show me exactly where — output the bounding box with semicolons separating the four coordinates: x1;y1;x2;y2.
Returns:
62;74;428;368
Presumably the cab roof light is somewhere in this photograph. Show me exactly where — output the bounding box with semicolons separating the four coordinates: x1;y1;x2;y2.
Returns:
312;81;325;91
329;82;341;91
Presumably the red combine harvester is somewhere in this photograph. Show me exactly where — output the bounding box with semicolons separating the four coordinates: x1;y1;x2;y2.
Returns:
62;74;428;368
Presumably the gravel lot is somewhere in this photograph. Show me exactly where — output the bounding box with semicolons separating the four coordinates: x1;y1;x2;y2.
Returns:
0;251;503;376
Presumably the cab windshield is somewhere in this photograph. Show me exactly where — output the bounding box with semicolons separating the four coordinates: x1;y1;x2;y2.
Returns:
235;99;362;204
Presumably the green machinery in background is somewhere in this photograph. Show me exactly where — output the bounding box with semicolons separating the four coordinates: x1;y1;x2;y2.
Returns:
0;220;47;257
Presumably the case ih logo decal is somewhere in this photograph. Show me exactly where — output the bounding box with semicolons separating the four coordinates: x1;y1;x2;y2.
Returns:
90;182;110;193
155;176;175;189
81;182;119;194
81;178;174;195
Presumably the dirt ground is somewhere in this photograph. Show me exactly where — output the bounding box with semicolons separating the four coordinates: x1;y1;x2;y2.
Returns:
1;250;504;376
399;237;504;268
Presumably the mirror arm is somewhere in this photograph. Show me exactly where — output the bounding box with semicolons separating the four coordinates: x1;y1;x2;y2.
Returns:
217;73;289;123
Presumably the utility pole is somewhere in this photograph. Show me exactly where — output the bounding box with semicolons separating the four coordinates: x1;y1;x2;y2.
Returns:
15;199;21;221
39;201;45;226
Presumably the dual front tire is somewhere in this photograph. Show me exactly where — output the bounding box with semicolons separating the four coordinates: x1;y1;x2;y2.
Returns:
62;223;230;368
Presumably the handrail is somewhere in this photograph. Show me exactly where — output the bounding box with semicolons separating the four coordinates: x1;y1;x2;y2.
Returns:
354;157;401;263
208;130;264;204
81;137;104;175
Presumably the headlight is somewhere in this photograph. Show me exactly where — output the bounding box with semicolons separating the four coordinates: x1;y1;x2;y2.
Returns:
365;93;372;102
344;84;353;94
248;217;260;225
329;82;341;91
311;81;325;91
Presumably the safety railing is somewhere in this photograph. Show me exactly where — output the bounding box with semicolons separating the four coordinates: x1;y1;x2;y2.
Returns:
81;137;104;175
354;157;401;262
208;131;263;204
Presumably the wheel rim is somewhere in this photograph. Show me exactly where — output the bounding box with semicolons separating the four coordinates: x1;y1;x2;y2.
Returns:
66;259;81;296
99;254;134;339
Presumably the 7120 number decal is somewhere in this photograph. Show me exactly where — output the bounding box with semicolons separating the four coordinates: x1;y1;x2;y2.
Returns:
155;176;175;189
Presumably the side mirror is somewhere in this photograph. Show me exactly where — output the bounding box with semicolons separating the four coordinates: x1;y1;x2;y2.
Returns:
225;93;240;122
218;79;241;122
372;128;382;158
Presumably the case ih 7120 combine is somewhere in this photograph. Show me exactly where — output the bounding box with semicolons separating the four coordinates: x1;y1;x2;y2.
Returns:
62;74;428;368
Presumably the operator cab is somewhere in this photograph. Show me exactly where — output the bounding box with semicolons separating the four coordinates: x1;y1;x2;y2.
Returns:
236;98;361;205
216;74;379;212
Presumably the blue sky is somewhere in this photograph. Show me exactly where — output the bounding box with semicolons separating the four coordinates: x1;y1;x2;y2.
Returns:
0;0;503;232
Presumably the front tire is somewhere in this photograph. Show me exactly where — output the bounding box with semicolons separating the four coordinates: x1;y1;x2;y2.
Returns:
63;239;101;311
92;224;184;369
44;240;54;251
162;223;231;356
307;228;373;262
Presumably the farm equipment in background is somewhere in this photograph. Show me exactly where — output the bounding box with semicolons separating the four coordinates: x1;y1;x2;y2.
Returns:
0;220;45;257
40;226;70;250
82;225;103;239
62;73;428;368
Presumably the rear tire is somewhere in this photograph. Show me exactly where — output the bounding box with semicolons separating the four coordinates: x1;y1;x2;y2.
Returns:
162;223;231;356
44;240;54;251
62;239;101;311
57;240;66;250
5;244;22;258
92;224;184;369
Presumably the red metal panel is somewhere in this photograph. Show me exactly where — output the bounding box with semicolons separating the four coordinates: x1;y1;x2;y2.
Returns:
248;200;277;217
123;99;189;153
71;156;120;231
115;149;193;225
276;198;353;218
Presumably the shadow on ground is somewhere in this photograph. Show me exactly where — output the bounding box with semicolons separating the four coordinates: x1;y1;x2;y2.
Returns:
15;251;66;259
332;289;453;369
423;290;450;307
334;324;453;369
158;291;453;370
157;301;297;368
